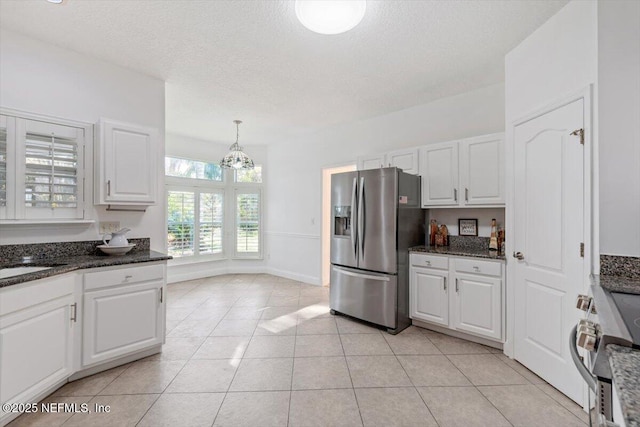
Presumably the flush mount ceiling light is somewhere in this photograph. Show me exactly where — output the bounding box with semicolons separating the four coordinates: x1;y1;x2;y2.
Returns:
295;0;366;35
46;0;64;3
220;120;255;170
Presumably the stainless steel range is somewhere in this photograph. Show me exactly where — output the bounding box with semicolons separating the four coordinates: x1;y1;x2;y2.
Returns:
571;283;640;425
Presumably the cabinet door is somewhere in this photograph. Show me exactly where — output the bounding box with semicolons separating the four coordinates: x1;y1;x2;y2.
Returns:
419;142;459;207
459;134;504;205
357;154;386;171
387;148;419;175
83;281;164;366
98;119;158;204
453;273;501;340
0;293;75;410
410;267;449;326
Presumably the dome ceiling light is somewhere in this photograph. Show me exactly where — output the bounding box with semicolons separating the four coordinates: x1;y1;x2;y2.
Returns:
295;0;366;35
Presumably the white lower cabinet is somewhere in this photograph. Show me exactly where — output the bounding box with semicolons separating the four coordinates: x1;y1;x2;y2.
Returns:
0;262;166;426
82;264;165;367
410;253;504;342
0;274;77;425
410;263;449;326
452;273;502;340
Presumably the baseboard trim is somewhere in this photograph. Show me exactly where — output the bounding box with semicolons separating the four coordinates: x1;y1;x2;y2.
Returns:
266;267;321;286
412;319;504;350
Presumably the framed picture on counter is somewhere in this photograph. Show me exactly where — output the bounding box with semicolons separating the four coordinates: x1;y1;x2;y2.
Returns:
458;218;478;236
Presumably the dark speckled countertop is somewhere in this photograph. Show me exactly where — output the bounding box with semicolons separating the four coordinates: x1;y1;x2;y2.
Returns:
0;239;171;288
409;245;506;261
607;345;640;427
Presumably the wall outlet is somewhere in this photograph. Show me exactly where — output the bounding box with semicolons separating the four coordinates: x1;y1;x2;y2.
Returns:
99;221;121;234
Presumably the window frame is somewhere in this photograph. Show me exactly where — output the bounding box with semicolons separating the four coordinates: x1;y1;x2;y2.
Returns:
233;187;263;259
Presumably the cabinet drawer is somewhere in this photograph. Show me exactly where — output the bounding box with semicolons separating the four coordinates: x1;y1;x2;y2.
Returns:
410;253;449;270
84;264;164;291
454;258;501;277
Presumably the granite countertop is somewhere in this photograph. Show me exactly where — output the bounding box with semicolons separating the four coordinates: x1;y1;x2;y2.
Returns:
592;274;640;295
409;245;506;261
0;250;171;288
607;345;640;427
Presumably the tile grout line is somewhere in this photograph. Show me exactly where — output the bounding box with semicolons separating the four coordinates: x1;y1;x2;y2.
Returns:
336;322;366;427
286;308;299;427
390;334;442;427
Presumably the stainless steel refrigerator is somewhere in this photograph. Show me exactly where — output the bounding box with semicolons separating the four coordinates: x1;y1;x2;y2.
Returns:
330;167;424;334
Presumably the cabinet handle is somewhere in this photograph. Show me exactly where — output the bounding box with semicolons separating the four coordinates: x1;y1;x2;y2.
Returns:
454;188;457;202
465;188;469;202
425;260;431;266
107;180;111;196
455;278;459;293
160;287;163;303
443;277;447;291
70;302;77;322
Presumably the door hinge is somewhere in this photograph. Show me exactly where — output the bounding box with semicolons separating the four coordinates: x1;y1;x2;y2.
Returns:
570;128;584;145
580;242;584;258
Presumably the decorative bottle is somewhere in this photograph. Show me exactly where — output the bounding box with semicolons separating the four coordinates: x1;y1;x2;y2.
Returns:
489;219;498;251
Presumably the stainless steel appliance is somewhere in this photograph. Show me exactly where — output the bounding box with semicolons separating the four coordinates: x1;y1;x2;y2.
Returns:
571;284;639;426
330;167;424;334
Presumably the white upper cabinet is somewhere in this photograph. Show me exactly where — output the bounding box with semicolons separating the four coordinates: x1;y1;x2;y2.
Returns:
459;134;504;205
94;119;158;205
357;154;386;171
387;148;419;175
420;142;459;206
357;148;419;175
420;133;504;208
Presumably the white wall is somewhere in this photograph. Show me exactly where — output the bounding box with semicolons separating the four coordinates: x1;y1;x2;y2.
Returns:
165;133;269;282
0;30;166;251
598;0;640;257
266;83;505;284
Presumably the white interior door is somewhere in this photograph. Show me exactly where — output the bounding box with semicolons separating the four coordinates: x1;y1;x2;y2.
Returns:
513;98;585;403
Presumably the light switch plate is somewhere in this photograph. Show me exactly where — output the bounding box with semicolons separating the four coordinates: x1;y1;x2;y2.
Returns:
99;221;121;234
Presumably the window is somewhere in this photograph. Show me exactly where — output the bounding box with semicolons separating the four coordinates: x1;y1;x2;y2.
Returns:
165;156;262;260
0;112;87;220
165;157;222;181
235;190;261;256
235;165;262;183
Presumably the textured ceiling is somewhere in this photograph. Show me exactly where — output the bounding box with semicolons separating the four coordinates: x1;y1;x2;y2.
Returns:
0;0;567;145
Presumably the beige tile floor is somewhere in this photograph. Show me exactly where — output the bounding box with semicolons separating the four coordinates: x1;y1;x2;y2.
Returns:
9;274;589;427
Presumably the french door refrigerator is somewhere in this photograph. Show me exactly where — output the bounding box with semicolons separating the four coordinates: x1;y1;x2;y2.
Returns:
330;167;424;334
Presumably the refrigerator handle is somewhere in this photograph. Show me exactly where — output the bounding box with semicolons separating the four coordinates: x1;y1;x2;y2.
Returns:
358;177;365;260
332;266;390;282
351;177;358;259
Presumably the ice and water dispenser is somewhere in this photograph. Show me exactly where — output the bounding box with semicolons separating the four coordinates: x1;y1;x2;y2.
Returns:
334;206;351;236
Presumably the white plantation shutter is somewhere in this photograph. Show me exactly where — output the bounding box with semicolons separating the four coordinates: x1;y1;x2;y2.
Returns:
235;190;261;257
0;120;7;212
24;133;78;208
20;119;84;219
199;192;224;254
167;190;196;257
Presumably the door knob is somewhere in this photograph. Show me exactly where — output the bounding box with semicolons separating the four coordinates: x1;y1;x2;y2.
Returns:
513;251;525;260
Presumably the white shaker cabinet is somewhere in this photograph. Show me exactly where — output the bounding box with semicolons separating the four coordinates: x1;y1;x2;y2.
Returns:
82;263;165;367
452;273;502;340
419;142;459;206
459;134;504;205
419;133;504;208
410;265;449;326
410;253;504;342
0;274;77;424
357;148;419;175
357;154;386;171
94;119;159;205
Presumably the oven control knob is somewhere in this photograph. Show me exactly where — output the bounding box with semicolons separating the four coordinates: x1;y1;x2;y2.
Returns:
576;295;593;312
577;330;597;352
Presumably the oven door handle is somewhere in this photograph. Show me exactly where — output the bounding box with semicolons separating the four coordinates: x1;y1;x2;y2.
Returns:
570;325;597;392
